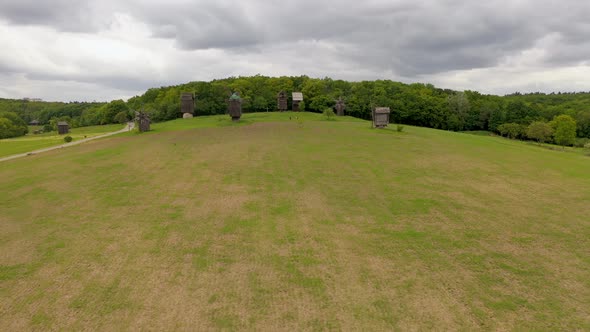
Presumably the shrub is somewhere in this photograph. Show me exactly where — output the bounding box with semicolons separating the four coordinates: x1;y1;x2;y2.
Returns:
64;136;73;143
497;123;524;139
573;137;590;148
323;108;335;120
43;124;53;132
396;124;404;132
526;121;553;143
584;142;590;149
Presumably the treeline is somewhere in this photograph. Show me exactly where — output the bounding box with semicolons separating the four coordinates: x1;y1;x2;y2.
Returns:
126;75;590;145
0;98;107;127
2;76;590;145
0;98;131;138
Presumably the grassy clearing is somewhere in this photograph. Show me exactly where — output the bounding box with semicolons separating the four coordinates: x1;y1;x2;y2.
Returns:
0;124;124;157
146;111;364;133
0;112;589;330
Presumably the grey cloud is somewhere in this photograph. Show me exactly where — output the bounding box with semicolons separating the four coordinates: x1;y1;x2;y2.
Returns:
4;0;590;75
134;2;263;49
2;0;590;101
0;0;102;32
0;57;157;93
26;71;157;92
127;0;590;75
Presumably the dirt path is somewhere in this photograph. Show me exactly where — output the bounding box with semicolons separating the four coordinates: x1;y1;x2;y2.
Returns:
0;122;134;163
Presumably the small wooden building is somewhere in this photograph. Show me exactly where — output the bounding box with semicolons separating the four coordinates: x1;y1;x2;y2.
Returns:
135;111;151;132
372;107;391;128
228;92;242;121
277;91;288;112
292;92;303;112
29;120;40;126
57;121;69;135
180;92;195;118
334;98;346;116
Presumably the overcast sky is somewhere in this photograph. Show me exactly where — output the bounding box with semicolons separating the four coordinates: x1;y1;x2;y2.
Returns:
1;0;589;102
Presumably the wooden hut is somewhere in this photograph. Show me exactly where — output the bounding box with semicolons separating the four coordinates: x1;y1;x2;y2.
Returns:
57;121;69;135
29;120;40;126
135;111;151;132
334;98;346;116
180;92;195;118
228;92;242;121
277;91;288;112
292;92;303;112
372;107;391;128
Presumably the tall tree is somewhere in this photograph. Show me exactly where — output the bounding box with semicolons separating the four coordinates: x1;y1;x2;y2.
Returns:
447;92;470;131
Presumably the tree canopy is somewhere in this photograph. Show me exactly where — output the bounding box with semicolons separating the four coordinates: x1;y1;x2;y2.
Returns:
0;111;28;139
526;121;554;143
551;115;577;147
2;75;590;144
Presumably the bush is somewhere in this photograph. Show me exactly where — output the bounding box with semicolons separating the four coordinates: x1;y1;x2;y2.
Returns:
64;135;73;143
323;108;335;120
497;123;524;139
526;121;553;143
584;142;590;149
396;124;404;132
573;137;590;148
43;124;53;132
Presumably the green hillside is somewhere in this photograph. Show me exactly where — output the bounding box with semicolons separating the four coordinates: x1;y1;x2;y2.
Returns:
1;113;588;330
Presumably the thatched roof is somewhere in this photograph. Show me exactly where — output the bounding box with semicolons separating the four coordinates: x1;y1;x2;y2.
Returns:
57;121;69;126
292;92;303;101
374;107;391;114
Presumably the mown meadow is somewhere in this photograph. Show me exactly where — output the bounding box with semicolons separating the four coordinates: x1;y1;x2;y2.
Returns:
1;112;588;330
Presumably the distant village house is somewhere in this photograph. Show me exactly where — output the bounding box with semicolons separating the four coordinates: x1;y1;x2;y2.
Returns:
57;121;70;135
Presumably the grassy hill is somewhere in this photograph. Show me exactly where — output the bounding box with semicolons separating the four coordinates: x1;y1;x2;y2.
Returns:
1;112;588;330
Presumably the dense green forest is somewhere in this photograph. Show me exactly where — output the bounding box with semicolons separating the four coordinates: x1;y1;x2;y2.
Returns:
0;111;28;139
2;76;590;145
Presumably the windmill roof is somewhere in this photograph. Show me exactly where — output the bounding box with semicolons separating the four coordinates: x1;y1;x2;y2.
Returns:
292;92;303;101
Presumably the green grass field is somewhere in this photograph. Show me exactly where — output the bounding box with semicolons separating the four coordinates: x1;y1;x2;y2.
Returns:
1;112;588;330
0;124;125;158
